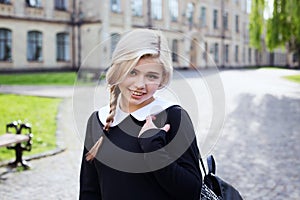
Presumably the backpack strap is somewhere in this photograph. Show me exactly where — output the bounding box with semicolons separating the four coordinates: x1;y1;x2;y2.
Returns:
198;154;207;175
207;155;216;175
199;154;217;175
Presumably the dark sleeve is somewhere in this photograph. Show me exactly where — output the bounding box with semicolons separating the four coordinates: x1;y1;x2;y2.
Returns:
79;112;102;200
138;106;202;200
79;148;101;200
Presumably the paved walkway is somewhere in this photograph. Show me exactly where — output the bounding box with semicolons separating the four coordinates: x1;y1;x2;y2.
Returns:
0;68;299;199
211;69;300;200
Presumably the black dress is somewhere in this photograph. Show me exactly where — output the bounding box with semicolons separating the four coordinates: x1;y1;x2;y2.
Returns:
80;104;202;200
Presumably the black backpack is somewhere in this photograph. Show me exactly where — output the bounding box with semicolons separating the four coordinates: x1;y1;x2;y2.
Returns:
200;155;243;200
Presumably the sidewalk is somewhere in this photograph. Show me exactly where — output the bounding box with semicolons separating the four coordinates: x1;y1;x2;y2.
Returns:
0;85;74;98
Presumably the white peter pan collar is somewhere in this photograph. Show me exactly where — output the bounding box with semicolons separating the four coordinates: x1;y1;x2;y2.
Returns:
98;97;179;127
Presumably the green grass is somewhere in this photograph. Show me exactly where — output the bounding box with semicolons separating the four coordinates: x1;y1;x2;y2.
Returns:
0;94;62;162
284;74;300;84
0;72;77;85
260;66;283;70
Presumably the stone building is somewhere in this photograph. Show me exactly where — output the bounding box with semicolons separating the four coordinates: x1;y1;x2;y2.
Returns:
0;0;76;70
0;0;292;71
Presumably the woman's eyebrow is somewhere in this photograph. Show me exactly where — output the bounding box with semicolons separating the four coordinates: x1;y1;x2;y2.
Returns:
133;68;161;75
147;71;160;75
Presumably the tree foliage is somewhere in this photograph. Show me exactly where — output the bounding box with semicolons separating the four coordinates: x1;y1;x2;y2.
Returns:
249;0;300;67
249;0;265;50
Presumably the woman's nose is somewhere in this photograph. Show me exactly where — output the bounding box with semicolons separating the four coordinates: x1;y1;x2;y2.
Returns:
134;75;146;88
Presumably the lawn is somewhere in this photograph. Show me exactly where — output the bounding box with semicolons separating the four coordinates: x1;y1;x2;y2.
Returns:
0;94;62;162
0;72;77;85
284;74;300;84
260;67;300;84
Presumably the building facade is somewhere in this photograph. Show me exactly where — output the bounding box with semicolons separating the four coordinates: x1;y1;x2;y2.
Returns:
0;0;292;71
0;0;77;70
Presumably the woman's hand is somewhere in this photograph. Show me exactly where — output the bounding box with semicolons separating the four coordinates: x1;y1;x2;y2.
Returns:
138;115;170;138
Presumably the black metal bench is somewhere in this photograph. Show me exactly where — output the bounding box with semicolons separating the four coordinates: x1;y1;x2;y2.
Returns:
0;121;33;169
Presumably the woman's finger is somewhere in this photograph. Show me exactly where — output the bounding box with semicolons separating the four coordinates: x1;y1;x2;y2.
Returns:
161;124;170;132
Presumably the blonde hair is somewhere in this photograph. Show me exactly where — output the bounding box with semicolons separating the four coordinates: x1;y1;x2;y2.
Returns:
86;28;173;161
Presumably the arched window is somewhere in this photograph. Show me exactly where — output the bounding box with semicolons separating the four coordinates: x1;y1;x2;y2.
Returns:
27;31;43;61
0;28;12;61
56;32;70;61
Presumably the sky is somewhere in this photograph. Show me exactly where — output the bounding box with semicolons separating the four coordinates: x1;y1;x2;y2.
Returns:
247;0;274;19
264;0;274;19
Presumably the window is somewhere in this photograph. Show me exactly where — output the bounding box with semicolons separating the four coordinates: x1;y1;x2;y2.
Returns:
172;39;178;62
0;28;12;61
151;0;162;20
26;0;42;8
200;6;206;27
292;52;298;63
255;49;259;63
56;33;69;61
248;48;251;63
213;9;218;29
242;47;245;63
225;44;229;63
27;31;42;61
214;43;219;63
111;0;121;13
0;0;10;4
235;15;239;33
111;33;120;56
131;0;142;16
169;0;178;22
235;45;239;62
203;42;208;62
223;12;228;30
186;3;194;26
55;0;67;10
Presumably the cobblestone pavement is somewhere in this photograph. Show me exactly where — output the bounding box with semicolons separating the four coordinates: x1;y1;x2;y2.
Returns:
0;68;299;200
211;69;300;200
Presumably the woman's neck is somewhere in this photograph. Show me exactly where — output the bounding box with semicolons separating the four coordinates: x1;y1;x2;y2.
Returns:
119;96;155;113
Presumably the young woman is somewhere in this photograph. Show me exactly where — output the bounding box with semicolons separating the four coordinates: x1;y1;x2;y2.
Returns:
79;29;202;200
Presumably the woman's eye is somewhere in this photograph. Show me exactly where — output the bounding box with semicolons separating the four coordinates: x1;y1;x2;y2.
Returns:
129;70;137;76
147;74;159;80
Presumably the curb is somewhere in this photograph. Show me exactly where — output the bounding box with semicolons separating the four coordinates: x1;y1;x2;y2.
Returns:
0;147;66;168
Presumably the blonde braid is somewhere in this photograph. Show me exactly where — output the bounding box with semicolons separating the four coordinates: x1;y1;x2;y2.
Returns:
104;85;120;131
86;85;120;161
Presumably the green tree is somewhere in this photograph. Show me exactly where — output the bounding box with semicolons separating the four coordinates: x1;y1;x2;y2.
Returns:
249;0;265;51
249;0;300;68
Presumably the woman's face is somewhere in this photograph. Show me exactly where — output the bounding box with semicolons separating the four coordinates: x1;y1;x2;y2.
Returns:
118;57;164;112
